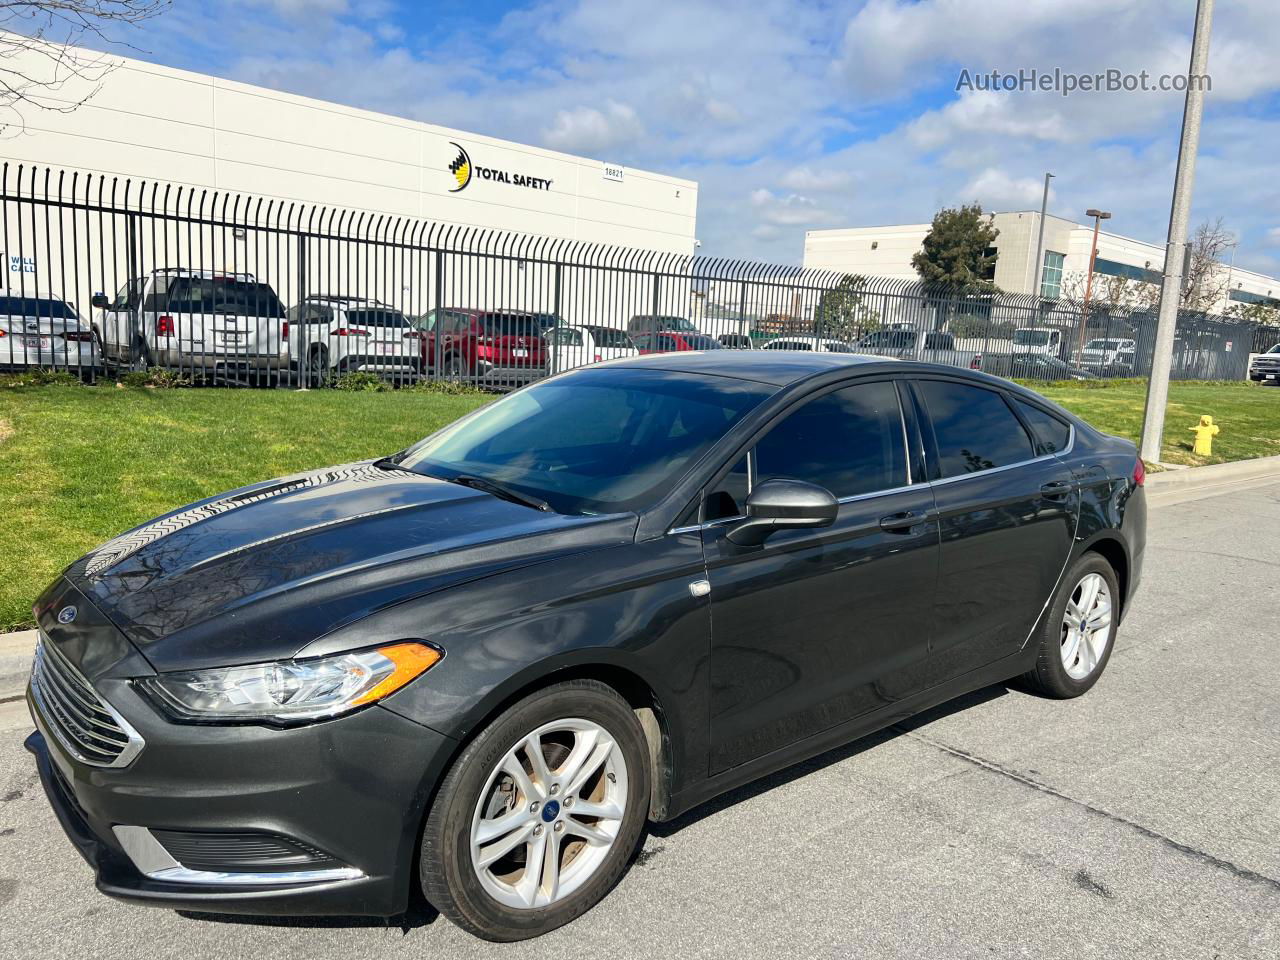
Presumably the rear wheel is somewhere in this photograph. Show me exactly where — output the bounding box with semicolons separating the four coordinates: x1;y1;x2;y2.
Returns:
1024;553;1119;698
443;353;468;381
306;346;330;387
420;680;649;941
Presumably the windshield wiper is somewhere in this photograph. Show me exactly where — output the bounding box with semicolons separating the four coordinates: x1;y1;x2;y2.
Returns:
451;474;553;512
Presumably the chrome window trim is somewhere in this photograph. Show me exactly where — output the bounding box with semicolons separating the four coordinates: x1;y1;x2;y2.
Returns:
928;423;1076;488
668;480;933;535
112;826;364;887
30;635;145;769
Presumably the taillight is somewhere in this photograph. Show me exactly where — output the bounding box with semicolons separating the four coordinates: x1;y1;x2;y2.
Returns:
157;315;175;336
334;328;370;337
1133;458;1145;487
0;330;7;338
970;354;982;369
594;354;602;363
281;321;289;339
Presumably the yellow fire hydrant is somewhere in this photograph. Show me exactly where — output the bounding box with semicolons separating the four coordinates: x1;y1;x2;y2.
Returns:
1190;414;1220;456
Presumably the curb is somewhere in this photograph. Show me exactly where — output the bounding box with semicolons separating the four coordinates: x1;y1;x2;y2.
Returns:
1147;454;1280;489
0;629;36;702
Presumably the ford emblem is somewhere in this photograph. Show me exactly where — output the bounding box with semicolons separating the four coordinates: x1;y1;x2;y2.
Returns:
56;605;77;624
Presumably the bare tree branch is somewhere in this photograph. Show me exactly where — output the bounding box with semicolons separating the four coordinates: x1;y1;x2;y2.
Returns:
0;1;170;136
1182;217;1235;313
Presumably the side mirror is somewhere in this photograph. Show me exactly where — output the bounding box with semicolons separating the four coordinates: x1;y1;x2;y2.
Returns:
90;293;110;309
726;478;838;546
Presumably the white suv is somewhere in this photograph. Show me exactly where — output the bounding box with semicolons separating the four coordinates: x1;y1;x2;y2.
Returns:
93;269;288;378
1077;338;1136;374
287;296;422;385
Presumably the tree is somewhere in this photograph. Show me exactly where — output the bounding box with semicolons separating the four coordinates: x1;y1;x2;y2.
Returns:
1061;270;1160;314
911;203;1000;293
815;274;880;342
1;1;170;136
1181;217;1235;313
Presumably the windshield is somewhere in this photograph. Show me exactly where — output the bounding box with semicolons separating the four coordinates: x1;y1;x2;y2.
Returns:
1013;329;1051;346
681;334;724;350
479;313;545;337
0;296;76;319
398;368;771;514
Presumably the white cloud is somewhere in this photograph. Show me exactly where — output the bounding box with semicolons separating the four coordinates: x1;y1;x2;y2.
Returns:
543;101;644;155
959;168;1052;211
66;0;1280;269
778;167;853;192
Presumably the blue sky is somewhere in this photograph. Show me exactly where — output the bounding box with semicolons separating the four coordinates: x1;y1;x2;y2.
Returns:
80;0;1280;273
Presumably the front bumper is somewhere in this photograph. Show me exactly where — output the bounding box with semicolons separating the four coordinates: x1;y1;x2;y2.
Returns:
26;677;457;917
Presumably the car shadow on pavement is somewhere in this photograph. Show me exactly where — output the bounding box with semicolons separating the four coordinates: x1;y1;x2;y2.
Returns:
646;682;1012;841
176;895;439;932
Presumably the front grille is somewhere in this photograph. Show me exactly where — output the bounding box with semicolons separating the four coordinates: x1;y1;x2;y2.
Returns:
30;637;144;768
150;831;344;873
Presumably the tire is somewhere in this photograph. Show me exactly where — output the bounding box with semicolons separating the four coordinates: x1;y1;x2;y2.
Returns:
1023;553;1120;699
443;353;469;381
420;679;650;941
306;347;330;387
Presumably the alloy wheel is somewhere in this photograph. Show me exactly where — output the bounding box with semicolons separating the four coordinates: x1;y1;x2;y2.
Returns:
469;718;628;910
1060;572;1112;680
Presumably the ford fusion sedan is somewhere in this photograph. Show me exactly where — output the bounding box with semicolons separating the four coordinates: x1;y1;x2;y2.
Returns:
26;352;1145;941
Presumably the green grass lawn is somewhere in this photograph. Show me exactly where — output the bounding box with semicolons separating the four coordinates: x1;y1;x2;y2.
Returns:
0;378;1276;632
1029;379;1280;467
0;386;490;631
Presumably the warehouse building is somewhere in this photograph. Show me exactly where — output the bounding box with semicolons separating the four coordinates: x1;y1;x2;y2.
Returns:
804;212;1279;314
0;33;698;254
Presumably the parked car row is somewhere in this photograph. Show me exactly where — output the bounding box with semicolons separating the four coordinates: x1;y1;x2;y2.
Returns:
6;274;1253;391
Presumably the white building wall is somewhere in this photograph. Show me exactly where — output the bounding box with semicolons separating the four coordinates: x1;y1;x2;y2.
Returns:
0;33;698;254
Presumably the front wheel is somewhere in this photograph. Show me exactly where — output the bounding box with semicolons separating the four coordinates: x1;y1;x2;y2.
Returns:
1023;553;1120;698
420;680;650;941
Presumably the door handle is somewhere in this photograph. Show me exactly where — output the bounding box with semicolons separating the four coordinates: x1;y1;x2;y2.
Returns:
1039;480;1073;500
879;510;929;532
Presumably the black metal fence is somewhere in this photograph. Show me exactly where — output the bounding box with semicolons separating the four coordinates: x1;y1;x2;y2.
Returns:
1;162;1272;389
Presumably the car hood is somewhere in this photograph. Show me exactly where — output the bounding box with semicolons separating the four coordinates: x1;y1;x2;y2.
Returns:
61;461;636;672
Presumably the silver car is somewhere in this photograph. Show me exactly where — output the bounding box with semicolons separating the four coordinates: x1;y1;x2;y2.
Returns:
0;295;99;374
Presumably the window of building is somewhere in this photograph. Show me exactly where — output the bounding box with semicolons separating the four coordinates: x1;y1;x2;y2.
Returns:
1093;258;1162;286
754;381;907;498
1040;251;1065;300
979;246;999;282
1228;289;1280;309
916;380;1034;477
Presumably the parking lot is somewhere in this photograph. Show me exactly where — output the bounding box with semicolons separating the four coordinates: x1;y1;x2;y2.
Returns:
1;476;1277;960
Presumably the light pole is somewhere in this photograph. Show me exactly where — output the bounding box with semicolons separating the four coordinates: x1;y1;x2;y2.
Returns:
1140;0;1215;463
1079;208;1112;353
1032;172;1054;299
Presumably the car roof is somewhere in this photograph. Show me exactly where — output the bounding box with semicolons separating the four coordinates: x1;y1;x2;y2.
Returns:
605;349;895;385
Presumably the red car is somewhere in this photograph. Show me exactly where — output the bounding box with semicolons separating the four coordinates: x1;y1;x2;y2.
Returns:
631;331;724;354
416;309;551;385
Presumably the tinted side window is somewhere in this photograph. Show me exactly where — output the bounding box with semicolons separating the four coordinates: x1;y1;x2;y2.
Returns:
916;380;1033;477
755;381;907;498
1012;397;1072;455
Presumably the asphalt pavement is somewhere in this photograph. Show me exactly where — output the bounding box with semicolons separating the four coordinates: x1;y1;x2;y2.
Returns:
1;478;1278;959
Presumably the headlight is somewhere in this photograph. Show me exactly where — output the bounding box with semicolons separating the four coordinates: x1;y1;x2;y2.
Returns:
138;642;442;724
